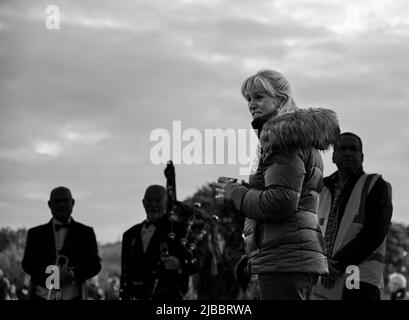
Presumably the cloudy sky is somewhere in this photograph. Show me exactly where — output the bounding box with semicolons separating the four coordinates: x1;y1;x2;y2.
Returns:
1;0;408;244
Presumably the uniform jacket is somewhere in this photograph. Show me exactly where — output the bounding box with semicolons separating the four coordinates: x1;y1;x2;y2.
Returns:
120;215;198;300
312;170;392;299
320;169;392;272
21;218;101;298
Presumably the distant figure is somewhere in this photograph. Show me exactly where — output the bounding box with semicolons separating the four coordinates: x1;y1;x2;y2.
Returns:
16;275;30;300
193;228;239;300
387;273;409;300
0;270;10;300
312;133;393;300
22;186;102;300
120;185;198;300
105;276;120;300
87;276;104;300
216;69;339;300
230;243;259;300
8;284;18;300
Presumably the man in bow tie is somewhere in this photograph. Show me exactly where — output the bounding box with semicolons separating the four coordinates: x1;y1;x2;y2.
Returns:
22;186;101;300
120;185;198;300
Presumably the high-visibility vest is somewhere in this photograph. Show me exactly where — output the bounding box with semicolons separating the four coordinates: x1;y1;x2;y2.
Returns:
312;173;389;300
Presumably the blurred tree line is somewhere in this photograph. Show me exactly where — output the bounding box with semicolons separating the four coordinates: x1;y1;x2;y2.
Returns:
385;222;409;282
1;182;409;297
0;227;27;288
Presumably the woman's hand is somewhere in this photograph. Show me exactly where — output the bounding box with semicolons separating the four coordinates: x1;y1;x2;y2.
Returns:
215;177;239;202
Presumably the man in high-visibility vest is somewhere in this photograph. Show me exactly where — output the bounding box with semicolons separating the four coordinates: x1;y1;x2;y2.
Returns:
312;132;393;300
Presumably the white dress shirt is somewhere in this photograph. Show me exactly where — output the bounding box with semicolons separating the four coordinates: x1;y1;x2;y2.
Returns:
141;222;156;253
53;217;71;256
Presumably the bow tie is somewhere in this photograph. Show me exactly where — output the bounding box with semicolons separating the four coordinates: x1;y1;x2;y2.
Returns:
144;220;156;228
55;223;70;231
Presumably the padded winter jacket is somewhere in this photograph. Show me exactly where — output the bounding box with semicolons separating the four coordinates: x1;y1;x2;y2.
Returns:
230;108;339;275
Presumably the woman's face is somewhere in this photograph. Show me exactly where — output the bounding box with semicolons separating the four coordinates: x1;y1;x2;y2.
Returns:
245;91;282;120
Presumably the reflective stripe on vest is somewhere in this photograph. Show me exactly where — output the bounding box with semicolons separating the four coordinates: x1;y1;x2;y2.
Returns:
318;173;386;288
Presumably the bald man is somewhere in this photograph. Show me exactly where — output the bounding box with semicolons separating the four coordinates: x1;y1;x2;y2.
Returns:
22;186;101;300
120;185;198;300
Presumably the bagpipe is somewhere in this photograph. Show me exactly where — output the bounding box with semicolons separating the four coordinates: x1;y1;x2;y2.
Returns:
160;161;224;274
150;161;245;300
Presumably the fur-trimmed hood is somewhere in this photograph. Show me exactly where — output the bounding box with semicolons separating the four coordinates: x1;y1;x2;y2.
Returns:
259;108;340;153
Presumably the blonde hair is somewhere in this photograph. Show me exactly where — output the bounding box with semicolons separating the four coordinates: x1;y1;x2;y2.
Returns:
241;69;298;115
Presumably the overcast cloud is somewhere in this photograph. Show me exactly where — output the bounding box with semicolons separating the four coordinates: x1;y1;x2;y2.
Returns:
1;0;408;243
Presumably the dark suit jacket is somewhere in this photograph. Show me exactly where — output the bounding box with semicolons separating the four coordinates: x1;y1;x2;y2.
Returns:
22;218;101;294
120;216;198;300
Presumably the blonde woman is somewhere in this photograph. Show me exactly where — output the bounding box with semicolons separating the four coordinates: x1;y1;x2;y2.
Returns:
216;70;339;300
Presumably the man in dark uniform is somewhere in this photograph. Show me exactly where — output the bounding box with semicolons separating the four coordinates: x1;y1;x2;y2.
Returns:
22;186;101;300
120;185;197;300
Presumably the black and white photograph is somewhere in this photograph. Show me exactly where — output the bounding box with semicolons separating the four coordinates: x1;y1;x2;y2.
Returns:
1;0;409;315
